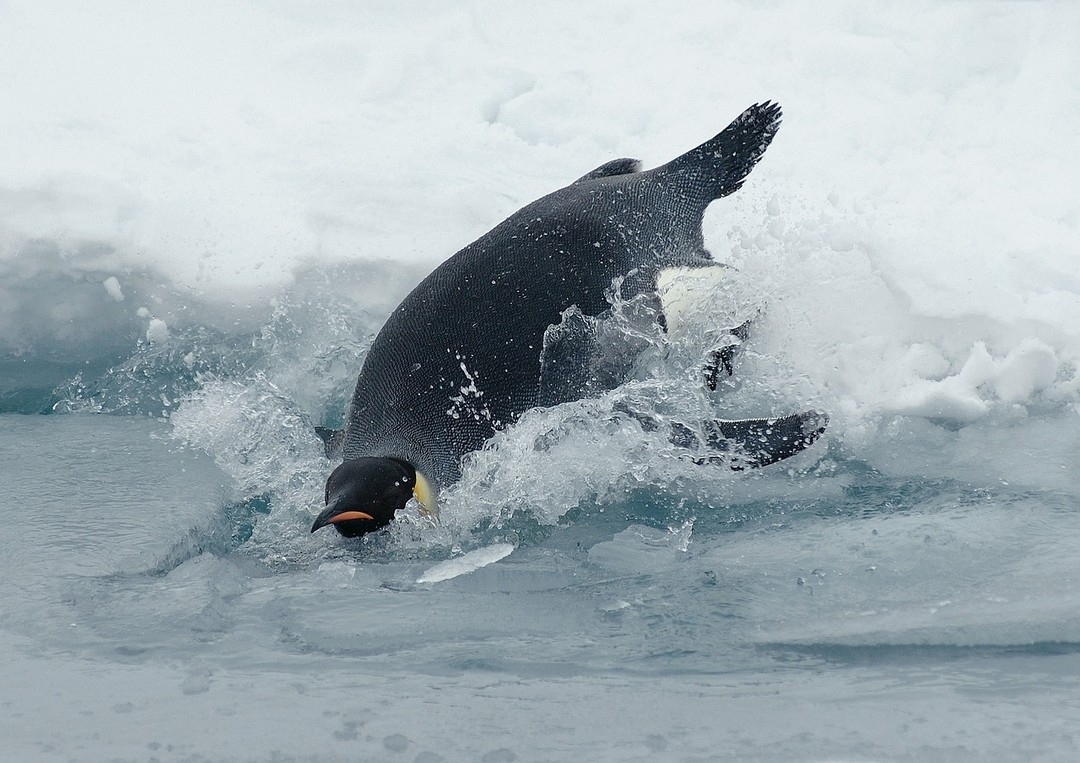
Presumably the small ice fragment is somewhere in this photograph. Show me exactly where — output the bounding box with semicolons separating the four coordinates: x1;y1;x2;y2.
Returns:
103;276;124;302
671;519;694;552
316;561;357;583
146;318;170;344
797;577;806;586
416;543;514;584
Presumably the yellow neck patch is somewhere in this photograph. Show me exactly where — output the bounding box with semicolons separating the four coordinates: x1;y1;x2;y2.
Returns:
412;470;438;516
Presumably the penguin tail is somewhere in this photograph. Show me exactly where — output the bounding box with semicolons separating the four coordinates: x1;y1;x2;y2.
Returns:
660;101;782;205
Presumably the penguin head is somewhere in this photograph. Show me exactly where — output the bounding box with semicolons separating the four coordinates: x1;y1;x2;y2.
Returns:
311;457;418;538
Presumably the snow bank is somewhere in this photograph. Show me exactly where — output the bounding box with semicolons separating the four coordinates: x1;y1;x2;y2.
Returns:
2;1;1077;454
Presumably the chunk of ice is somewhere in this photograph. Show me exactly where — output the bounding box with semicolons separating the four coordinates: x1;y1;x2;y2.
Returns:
417;543;515;584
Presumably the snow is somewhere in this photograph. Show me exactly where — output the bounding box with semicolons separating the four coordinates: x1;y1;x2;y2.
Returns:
4;1;1078;432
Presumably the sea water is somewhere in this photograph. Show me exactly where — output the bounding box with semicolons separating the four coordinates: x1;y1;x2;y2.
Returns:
2;3;1080;761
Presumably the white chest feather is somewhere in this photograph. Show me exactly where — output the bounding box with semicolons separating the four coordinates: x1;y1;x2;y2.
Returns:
656;265;729;338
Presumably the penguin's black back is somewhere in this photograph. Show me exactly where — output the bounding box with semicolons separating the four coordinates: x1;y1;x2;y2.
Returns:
343;102;782;485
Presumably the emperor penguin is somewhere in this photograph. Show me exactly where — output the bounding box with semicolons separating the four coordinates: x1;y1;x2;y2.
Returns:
312;102;826;537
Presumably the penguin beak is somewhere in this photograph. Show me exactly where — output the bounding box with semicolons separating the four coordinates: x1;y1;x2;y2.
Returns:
310;501;375;533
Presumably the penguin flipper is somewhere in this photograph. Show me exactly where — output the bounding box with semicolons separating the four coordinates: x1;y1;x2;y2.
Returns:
315;426;345;460
539;299;663;408
660;101;782;205
573;157;642;185
671;410;828;469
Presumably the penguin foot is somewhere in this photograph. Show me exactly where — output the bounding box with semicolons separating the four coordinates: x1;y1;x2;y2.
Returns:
671;410;828;469
703;318;753;391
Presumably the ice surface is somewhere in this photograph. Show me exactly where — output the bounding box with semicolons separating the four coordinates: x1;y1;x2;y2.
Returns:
3;1;1080;760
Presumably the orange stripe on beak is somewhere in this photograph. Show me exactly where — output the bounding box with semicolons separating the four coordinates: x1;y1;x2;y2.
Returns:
328;511;375;523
